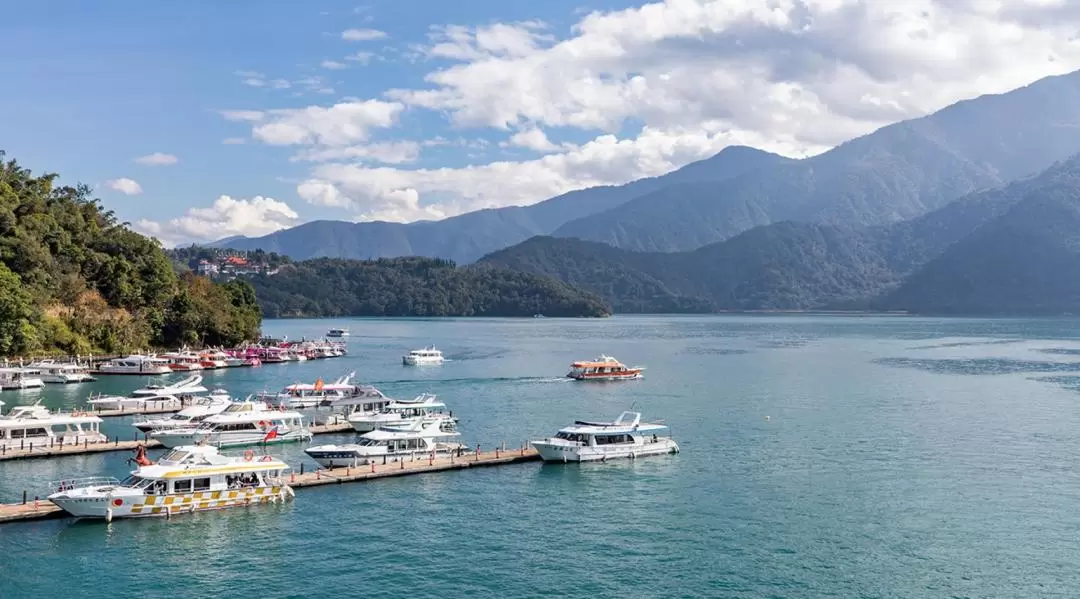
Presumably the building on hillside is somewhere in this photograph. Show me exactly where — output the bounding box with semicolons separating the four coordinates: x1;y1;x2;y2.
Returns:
196;260;219;276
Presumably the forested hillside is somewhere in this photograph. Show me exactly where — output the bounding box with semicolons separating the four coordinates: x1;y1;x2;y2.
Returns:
244;257;611;318
0;151;261;356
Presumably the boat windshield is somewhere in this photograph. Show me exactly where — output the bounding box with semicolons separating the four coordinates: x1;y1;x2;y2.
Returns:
356;438;384;446
224;403;255;413
160;449;191;463
554;432;589;443
119;475;154;489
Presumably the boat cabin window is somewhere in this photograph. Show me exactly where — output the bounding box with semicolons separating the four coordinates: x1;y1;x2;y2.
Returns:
192;477;211;492
554;432;588;443
173;479;193;493
594;434;632;445
9;428;49;439
148;480;168;495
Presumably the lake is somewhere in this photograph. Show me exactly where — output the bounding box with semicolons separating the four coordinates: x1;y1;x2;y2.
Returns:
2;315;1080;598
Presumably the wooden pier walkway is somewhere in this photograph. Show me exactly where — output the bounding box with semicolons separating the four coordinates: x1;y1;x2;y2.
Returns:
0;421;353;462
0;447;541;524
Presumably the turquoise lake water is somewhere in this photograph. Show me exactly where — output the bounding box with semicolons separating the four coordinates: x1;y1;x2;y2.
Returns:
3;315;1080;597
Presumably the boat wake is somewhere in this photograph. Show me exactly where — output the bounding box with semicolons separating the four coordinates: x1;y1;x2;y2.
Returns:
369;375;571;386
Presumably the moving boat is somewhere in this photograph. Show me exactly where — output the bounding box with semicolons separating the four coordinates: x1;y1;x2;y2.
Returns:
48;445;293;520
131;390;232;433
0;368;45;390
0;399;106;450
30;360;96;384
95;355;172;376
348;393;455;433
326;327;350;338
150;399;311;448
566;355;644;381
305;418;464;468
402;346;444;366
531;411;679;462
257;371;358;408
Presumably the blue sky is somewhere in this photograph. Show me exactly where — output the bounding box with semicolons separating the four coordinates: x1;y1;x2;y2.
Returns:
3;1;1079;245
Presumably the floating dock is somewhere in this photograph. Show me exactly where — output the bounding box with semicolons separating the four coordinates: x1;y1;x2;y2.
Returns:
0;421;354;462
0;447;541;524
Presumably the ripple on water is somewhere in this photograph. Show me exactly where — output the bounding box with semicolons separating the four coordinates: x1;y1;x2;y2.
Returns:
874;357;1080;375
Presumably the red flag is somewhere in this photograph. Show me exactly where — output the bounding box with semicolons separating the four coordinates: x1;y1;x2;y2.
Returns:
262;426;279;442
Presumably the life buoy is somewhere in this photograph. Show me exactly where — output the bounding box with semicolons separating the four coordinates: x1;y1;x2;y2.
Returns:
244;450;254;461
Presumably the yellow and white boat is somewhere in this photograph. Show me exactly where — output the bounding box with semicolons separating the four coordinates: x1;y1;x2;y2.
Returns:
48;445;293;520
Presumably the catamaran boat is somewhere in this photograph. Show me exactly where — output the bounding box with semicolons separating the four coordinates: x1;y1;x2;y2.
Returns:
258;371;358;409
149;399;311;448
0;399;106;450
95;355;172;376
86;374;209;411
348;394;455;433
326;327;350;338
531;411;679;462
566;355;644;381
131;390;232;433
0;368;45;390
402;346;444;366
30;360;97;384
48;445;293;520
306;418;464;468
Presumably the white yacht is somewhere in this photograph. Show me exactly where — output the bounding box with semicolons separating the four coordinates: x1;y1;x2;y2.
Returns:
327;327;350;338
0;368;45;390
131;390;232;433
30;361;96;384
95;355;172;375
86;374;209;411
328;385;393;420
150;399;311;448
0;400;106;450
348;393;455;433
306;418;464;468
258;371;358;409
531;411;680;462
402;346;444;366
48;445;293;520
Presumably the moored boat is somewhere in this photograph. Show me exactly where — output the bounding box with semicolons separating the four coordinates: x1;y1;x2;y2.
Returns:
95;355;172;376
0;399;106;450
258;371;358;408
0;368;45;390
306;418;464;468
348;393;454;433
531;411;679;462
48;445;293;520
566;355;643;381
30;360;96;384
150;399;311;448
131;389;232;433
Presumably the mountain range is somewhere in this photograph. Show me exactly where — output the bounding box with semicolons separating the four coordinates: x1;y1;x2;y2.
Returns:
480;156;1080;313
218;70;1080;264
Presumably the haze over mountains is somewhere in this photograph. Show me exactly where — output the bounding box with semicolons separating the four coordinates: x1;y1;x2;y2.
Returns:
220;70;1080;314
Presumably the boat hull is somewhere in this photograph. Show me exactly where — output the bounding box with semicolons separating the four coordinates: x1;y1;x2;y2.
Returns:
533;439;679;462
306;445;463;469
152;429;311;449
50;485;292;519
567;371;643;381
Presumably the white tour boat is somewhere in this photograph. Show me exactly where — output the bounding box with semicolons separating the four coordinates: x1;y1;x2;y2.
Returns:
326;327;350;338
328;385;393;420
131;390;232;433
149;399;311;448
348;393;455;433
402;346;444;366
531;411;679;462
95;355;172;376
86;374;209;411
48;445;293;520
305;418;464;468
258;371;358;409
30;360;97;384
0;368;45;390
566;355;644;381
0;400;106;450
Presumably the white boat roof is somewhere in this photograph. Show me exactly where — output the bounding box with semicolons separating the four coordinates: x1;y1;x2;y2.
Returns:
133;445;288;478
387;394;443;409
363;424;459;440
202;401;303;422
330;385;391;406
407;347;441;354
0;404;102;427
559;411;668;434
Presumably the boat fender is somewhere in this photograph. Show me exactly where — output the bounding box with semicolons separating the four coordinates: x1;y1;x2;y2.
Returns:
244;450;254;461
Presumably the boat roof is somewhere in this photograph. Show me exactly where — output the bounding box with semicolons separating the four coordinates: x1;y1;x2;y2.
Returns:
0;405;102;427
387;394;442;408
559;411;668;434
570;355;628;367
363;424;459;440
134;445;288;478
330;385;391;406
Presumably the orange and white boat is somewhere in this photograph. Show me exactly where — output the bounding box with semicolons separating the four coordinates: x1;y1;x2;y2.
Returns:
566;355;644;381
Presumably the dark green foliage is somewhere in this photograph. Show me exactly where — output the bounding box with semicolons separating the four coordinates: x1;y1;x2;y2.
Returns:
0;151;262;355
216;146;790;263
244;257;610;318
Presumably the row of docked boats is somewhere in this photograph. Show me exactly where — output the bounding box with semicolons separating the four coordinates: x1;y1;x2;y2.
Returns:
89;340;348;376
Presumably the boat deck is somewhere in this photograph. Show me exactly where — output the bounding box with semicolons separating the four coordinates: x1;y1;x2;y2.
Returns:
0;447;540;524
0;421;354;462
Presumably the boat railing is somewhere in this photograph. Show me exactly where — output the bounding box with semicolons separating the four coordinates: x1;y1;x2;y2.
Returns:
49;476;122;491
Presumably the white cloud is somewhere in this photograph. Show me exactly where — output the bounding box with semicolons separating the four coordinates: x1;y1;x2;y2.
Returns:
224;0;1080;224
105;178;143;195
345;51;374;64
228;100;404;147
241;78;265;88
342;28;387;41
321;60;348;70
135;195;300;246
134;152;179;166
